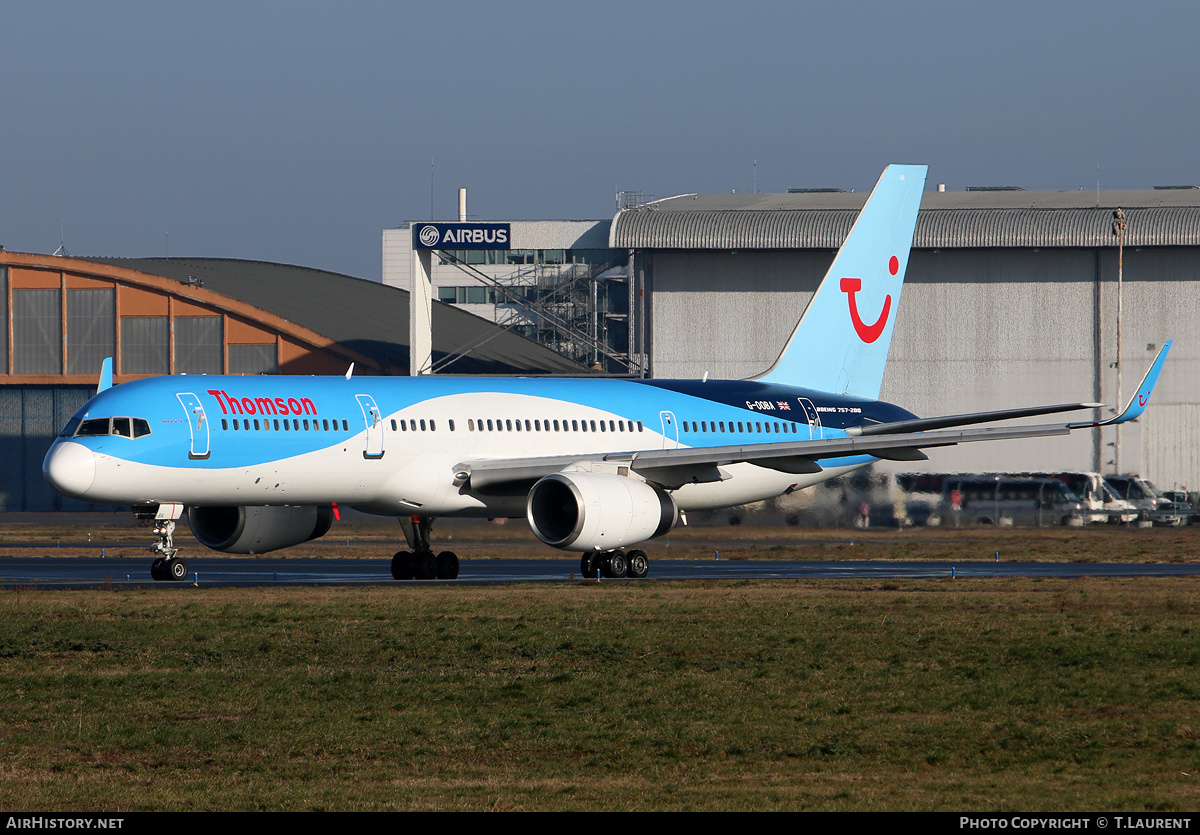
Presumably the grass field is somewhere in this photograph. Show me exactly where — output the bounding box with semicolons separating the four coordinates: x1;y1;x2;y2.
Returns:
2;527;1200;811
1;522;1198;810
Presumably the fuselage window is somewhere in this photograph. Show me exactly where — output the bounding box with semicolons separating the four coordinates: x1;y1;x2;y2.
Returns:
221;419;229;431
420;419;427;431
525;420;531;431
534;420;541;431
682;422;689;434
637;421;643;432
253;419;260;431
505;419;511;431
244;419;250;430
233;421;239;431
292;419;300;430
487;419;494;431
755;422;762;433
323;419;329;431
449;419;455;431
303;419;310;430
468;419;475;431
554;420;560;431
572;420;579;432
430;420;436;431
282;420;289;431
391;419;397;431
599;421;606;432
410;420;417;431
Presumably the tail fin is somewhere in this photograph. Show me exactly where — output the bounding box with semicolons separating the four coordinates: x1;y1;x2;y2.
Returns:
754;164;927;399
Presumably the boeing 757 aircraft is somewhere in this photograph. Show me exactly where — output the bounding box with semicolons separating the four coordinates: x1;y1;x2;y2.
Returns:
43;165;1172;581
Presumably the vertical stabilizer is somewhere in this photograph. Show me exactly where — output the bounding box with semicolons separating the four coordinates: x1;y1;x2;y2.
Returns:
754;164;927;398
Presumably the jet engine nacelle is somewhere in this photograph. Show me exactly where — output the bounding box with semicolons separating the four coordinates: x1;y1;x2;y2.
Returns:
187;505;334;554
526;472;678;551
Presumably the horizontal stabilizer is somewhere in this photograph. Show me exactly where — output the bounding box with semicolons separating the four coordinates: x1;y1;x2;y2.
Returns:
97;357;113;394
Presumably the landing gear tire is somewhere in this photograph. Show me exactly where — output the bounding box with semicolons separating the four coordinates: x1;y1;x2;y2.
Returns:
627;549;649;579
436;551;459;580
581;553;599;578
150;558;166;581
603;550;628;579
391;550;415;580
167;558;189;582
413;550;438;580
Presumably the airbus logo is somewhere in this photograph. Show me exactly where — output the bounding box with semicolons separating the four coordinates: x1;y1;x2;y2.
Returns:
841;256;899;344
418;225;440;247
412;222;511;250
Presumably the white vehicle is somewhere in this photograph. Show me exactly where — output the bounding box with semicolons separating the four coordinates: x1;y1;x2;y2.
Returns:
1104;475;1187;526
1015;472;1139;524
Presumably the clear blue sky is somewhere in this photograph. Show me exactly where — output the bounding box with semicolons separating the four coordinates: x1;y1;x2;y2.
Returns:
2;1;1196;279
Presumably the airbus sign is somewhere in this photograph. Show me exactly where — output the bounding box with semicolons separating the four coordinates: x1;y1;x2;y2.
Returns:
412;222;511;250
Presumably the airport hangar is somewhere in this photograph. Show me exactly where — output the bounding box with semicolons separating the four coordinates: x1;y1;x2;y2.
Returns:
386;186;1200;492
0;251;581;511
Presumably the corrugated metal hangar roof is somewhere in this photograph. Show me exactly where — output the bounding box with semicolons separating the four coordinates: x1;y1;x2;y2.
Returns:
610;188;1200;250
96;257;583;375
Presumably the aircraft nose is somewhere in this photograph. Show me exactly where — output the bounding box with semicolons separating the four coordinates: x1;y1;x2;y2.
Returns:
43;441;96;498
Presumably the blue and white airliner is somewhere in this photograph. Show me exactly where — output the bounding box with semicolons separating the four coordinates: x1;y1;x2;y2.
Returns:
43;165;1172;581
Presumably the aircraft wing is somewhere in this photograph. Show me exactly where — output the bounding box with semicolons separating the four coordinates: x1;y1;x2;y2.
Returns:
459;341;1171;493
458;422;1074;492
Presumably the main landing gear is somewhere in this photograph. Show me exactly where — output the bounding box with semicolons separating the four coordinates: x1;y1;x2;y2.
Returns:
580;549;650;580
391;515;459;581
136;504;190;582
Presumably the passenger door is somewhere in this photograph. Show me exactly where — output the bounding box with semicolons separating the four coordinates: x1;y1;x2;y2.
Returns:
176;392;210;460
355;394;385;459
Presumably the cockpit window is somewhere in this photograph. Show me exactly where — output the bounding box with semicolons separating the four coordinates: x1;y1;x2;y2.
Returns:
71;417;152;439
76;418;112;437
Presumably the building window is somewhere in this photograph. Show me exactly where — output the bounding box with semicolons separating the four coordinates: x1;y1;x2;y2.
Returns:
67;289;115;376
14;288;62;374
176;317;222;374
121;317;168;376
229;344;278;375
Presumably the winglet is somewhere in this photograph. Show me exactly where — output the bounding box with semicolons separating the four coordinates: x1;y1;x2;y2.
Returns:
1070;340;1172;428
97;357;114;394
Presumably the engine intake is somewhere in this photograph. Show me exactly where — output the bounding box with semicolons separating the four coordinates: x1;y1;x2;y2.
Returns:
187;505;334;554
527;472;677;551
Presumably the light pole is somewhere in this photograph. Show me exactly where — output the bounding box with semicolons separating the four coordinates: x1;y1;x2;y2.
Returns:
1112;207;1126;474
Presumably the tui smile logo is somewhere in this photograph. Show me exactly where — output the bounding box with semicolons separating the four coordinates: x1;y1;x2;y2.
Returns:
840;255;899;343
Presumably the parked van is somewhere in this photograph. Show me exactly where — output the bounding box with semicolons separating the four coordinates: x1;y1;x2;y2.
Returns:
1103;475;1189;526
940;476;1087;526
1014;472;1138;524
